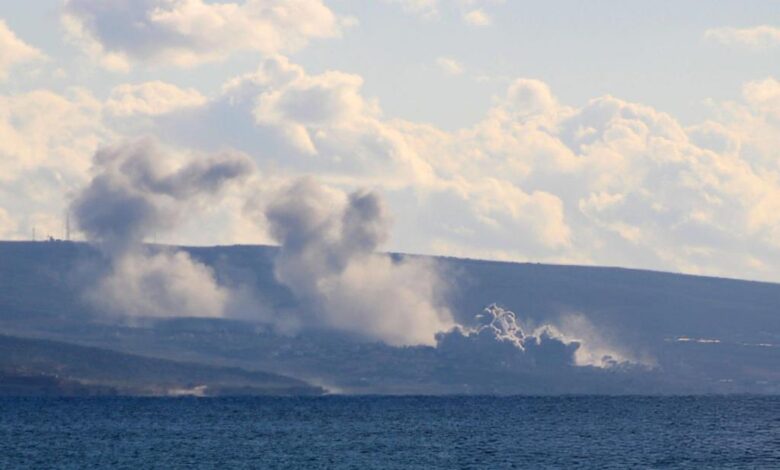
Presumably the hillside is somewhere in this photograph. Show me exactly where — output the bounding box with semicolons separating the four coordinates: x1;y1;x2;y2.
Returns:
0;241;778;394
0;333;323;396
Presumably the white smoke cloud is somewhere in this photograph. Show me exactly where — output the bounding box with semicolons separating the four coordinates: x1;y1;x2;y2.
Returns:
73;138;253;251
264;177;454;346
546;313;650;368
88;250;230;318
439;304;646;369
71;138;254;318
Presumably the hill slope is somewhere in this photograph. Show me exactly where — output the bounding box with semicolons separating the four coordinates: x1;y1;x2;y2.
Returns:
0;333;323;396
0;241;778;394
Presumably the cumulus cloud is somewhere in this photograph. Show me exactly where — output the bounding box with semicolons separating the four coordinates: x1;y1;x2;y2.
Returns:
134;55;780;281
252;62;374;155
398;76;780;278
385;0;503;24
0;88;108;242
462;9;490;26
62;0;347;69
0;89;105;183
265;177;454;346
742;77;780;118
422;178;572;254
152;57;443;186
106;81;207;116
71;138;254;318
705;25;780;49
435;57;464;75
383;0;439;19
0;20;46;80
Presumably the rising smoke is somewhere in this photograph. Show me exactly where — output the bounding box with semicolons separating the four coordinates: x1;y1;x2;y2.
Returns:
265;177;455;346
70;143;630;366
437;304;645;369
71;138;253;318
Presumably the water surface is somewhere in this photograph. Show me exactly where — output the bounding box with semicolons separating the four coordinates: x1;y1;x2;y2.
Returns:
1;396;779;468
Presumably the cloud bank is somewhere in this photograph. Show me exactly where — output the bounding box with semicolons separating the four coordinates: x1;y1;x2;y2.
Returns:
90;55;780;282
3;38;780;284
63;0;347;70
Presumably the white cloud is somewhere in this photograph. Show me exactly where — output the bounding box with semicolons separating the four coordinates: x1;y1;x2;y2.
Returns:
0;20;46;80
383;0;439;19
0;87;109;243
130;57;780;280
742;77;780;118
385;0;503;25
504;78;561;117
5;44;780;283
463;9;490;26
62;0;347;69
225;56;436;186
435;57;464;75
0;88;106;182
705;25;780;49
107;81;207;116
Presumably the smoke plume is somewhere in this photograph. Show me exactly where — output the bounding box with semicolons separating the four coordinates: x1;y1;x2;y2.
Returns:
73;138;252;253
71;138;253;318
437;304;642;369
265;177;454;346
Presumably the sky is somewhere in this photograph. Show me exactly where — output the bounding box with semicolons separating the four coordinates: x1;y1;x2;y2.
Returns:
1;0;780;282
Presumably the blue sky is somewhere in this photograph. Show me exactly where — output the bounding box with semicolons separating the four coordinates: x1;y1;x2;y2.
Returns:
1;0;780;281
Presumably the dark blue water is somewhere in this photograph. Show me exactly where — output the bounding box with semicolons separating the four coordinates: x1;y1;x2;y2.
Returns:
1;396;779;469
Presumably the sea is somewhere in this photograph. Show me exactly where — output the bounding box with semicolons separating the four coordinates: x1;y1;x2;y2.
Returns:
1;396;779;469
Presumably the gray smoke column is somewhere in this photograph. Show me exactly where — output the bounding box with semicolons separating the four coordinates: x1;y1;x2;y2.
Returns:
266;177;454;346
73;138;253;254
71;138;253;318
